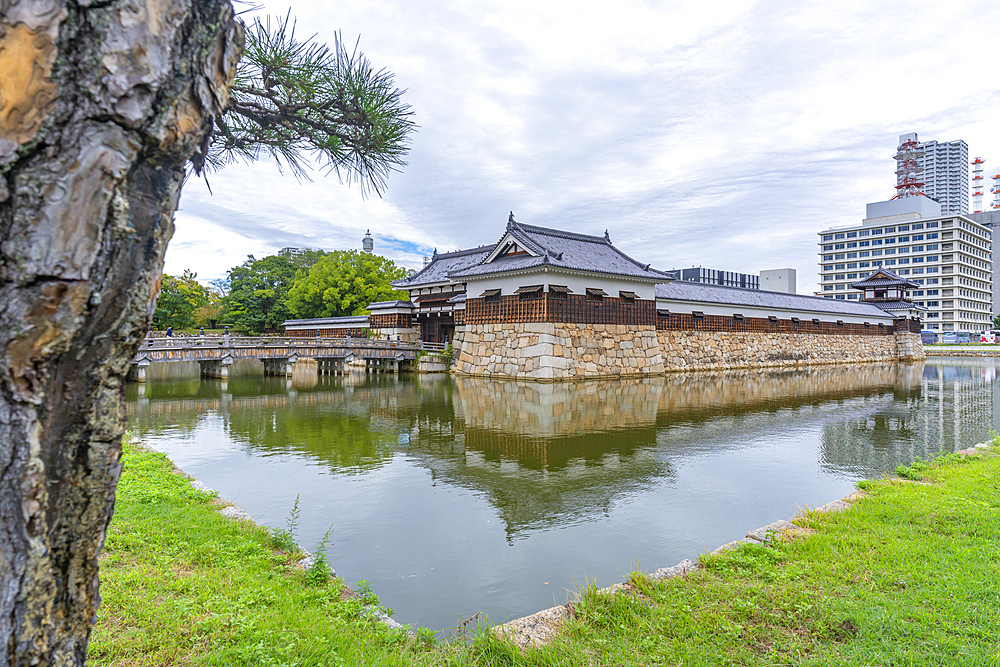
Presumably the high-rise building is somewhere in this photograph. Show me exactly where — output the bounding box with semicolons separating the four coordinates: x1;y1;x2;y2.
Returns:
818;197;992;331
896;132;969;214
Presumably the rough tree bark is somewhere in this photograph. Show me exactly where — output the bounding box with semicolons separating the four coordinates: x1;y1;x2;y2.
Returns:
0;1;242;664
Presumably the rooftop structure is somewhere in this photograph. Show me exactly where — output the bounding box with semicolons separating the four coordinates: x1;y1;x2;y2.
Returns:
759;268;796;294
896;132;969;214
363;230;374;253
972;157;986;213
668;266;759;290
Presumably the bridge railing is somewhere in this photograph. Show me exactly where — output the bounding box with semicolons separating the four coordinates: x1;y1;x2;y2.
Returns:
138;336;436;351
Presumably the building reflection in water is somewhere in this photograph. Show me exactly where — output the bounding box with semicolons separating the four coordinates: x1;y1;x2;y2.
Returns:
125;359;1000;539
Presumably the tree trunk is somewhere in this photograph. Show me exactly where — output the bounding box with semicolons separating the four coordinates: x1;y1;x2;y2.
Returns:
0;1;242;664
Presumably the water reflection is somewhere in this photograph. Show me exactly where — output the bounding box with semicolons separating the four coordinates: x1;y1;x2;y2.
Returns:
125;359;1000;631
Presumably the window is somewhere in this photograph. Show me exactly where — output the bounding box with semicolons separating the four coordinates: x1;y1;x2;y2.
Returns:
885;227;895;233
847;231;857;238
926;255;938;261
859;230;870;236
847;273;858;279
768;315;778;323
859;240;869;247
926;244;938;250
847;262;858;269
912;223;923;230
860;251;869;257
483;288;501;303
823;275;834;281
824;255;834;261
899;269;910;275
835;254;845;260
927;233;938;239
586;288;607;302
914;290;924;296
835;233;845;239
927;301;939;307
898;225;909;231
872;239;882;245
823;285;833;291
835;274;845;280
898;236;909;243
927;289;938;295
872;250;882;256
886;259;896;265
823;234;833;241
913;268;924;274
733;313;744;321
824;265;833;271
847;242;857;248
692;311;704;319
872;228;883;235
847;253;857;258
835;284;845;290
860;262;870;268
618;290;638;304
835;264;845;270
823;245;833;251
912;257;923;263
926;222;938;228
913;234;923;241
835;243;845;249
848;294;858;299
548;285;570;300
885;237;895;244
515;285;543;300
835;295;845;299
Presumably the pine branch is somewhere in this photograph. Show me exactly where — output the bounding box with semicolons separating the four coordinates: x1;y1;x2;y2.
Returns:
206;12;416;196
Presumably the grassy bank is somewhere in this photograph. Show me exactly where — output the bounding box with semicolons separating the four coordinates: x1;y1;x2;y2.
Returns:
92;440;1000;666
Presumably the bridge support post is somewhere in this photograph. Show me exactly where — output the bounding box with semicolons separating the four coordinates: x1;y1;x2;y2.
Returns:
200;355;233;379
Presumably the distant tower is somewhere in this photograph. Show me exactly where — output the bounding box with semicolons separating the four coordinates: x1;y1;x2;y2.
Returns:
972;157;985;213
362;229;374;253
892;136;926;199
992;169;1000;210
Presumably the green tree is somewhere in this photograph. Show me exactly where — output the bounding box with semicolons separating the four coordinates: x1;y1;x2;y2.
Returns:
153;270;211;330
287;251;408;318
225;255;299;334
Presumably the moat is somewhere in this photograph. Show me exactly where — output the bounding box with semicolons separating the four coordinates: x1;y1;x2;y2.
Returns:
125;358;999;632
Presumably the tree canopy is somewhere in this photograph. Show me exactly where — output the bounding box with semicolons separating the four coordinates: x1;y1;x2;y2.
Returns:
286;250;408;319
152;270;211;330
226;255;299;334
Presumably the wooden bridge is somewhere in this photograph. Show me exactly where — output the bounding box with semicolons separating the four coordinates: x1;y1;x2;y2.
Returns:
129;336;445;382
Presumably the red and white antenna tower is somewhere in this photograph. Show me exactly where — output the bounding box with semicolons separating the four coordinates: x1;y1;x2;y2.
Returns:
972;157;985;213
991;170;1000;210
892;137;926;199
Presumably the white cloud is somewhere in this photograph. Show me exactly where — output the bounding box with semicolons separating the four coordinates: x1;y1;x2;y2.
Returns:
165;0;1000;295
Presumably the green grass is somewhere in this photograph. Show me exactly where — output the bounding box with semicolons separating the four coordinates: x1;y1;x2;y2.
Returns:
92;439;1000;666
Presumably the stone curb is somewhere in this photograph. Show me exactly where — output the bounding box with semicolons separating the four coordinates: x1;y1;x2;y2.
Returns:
127;438;413;636
493;441;995;650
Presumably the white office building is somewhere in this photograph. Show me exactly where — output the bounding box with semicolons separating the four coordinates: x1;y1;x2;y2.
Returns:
896;132;969;214
818;197;992;332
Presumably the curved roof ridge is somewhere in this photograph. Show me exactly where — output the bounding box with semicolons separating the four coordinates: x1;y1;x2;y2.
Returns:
514;221;608;244
434;243;497;259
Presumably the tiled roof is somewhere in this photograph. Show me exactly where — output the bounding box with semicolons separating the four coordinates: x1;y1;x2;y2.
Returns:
850;267;919;289
283;315;370;326
872;300;927;312
449;219;673;281
393;245;494;288
654;281;894;318
367;300;415;310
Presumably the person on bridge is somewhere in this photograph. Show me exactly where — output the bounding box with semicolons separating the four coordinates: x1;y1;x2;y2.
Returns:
165;326;173;337
200;326;205;336
224;325;230;347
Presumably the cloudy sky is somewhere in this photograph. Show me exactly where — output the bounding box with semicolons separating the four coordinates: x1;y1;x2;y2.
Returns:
165;0;1000;295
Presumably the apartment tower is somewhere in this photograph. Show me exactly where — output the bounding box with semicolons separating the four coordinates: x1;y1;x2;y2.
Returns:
896;132;969;214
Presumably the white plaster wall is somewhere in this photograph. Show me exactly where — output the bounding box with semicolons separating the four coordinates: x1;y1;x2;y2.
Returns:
655;298;897;326
465;270;657;300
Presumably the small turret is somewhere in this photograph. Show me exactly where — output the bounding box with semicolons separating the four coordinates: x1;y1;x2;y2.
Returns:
362;230;374;253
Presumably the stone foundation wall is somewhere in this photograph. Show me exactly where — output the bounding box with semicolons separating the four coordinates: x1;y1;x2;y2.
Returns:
655;330;899;371
454;323;664;380
453;322;911;380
